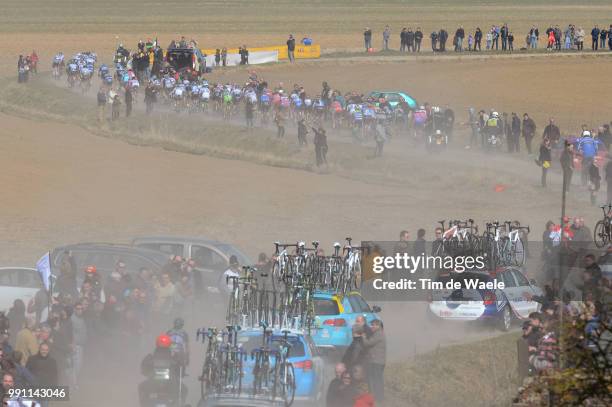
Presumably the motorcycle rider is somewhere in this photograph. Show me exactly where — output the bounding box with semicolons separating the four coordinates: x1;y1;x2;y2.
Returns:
139;334;187;407
167;318;190;369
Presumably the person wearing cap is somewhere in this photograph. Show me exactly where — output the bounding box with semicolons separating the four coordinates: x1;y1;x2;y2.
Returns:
287;34;296;62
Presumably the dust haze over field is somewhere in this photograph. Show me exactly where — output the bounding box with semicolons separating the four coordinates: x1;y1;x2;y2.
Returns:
1;1;610;406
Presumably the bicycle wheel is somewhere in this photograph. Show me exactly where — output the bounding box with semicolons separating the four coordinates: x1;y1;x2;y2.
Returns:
281;363;296;407
512;238;526;267
594;220;608;248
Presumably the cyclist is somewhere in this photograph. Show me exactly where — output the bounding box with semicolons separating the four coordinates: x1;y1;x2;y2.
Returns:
138;334;187;407
167;318;190;368
577;130;603;186
483;111;503;148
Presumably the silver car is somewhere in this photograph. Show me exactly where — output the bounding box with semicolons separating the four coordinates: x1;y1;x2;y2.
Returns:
131;236;252;293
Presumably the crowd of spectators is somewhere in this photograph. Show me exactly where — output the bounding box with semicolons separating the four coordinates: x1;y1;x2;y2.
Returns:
364;23;612;53
0;252;207;405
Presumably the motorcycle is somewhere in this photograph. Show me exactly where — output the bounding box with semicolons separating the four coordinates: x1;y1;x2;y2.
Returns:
426;130;448;152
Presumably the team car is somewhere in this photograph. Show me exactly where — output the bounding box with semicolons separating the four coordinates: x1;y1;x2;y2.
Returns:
368;91;418;110
311;291;382;353
199;328;326;407
428;267;543;331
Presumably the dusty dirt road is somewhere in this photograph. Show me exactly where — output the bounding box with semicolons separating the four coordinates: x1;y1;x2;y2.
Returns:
0;109;599;405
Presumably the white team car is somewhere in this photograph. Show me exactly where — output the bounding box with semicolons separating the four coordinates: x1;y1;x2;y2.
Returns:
428;267;543;331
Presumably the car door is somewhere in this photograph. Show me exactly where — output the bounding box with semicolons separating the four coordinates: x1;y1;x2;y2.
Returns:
499;269;524;317
305;335;325;400
190;244;228;292
511;269;540;317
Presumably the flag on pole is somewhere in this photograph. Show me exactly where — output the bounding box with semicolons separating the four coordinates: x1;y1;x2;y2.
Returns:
36;252;52;292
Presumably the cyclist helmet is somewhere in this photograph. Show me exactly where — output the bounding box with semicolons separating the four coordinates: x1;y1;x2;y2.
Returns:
436;129;442;135
156;334;172;348
491;111;499;118
582;130;591;137
173;318;185;330
85;265;97;274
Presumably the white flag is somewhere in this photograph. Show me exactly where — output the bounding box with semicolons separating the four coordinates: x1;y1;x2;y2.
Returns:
36;252;52;291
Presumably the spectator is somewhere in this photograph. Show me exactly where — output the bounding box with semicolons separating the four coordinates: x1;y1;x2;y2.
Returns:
537;138;552;187
351;364;375;407
153;272;176;315
6;300;25;348
26;342;58;386
486;29;493;50
455;26;465;51
125;88;133;117
326;363;347;407
362;320;386;403
575;26;585;50
429;30;438;52
522;113;536;154
439;29;448;51
474;27;482;51
71;302;87;388
330;371;355;407
413;228;426;256
542;118;561;146
506;112;520;152
591;25;600;50
382;26;390;51
0;373;14;405
400;28;407;52
342;321;366;371
313;125;328;167
414;27;423;52
588;159;601;205
14;317;38;365
406;28;414;52
363;28;372;51
501;24;509;50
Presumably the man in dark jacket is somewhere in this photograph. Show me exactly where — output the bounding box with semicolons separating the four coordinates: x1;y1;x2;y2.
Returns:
430;31;438;51
286;34;296;62
325;363;347;407
538;138;552;187
455;26;465;51
400;28;407;52
542;118;560;146
474;27;483;50
405;28;415;52
414;28;423;52
439;29;448;51
364;28;372;51
522;113;536;154
26;343;58;386
591;26;600;50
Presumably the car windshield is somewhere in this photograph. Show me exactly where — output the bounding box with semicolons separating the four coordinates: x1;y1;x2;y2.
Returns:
314;298;340;315
237;334;306;358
